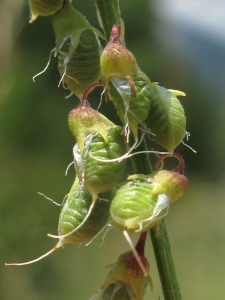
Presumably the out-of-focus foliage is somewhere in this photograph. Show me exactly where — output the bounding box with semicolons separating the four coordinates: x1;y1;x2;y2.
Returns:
1;0;225;299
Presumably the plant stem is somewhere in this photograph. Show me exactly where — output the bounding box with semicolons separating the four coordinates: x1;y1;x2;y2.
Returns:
150;221;182;299
94;1;182;299
94;0;121;41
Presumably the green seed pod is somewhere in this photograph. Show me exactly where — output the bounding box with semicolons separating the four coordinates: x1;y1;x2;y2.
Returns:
57;186;114;245
53;3;103;98
58;29;101;98
74;127;127;201
100;24;139;96
110;179;169;234
145;83;186;152
109;75;151;140
5;180;114;266
28;0;64;22
68;100;115;155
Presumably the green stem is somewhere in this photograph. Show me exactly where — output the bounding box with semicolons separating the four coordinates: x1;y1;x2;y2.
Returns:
131;139;182;300
150;221;182;300
94;0;121;41
129;135;152;175
94;1;182;299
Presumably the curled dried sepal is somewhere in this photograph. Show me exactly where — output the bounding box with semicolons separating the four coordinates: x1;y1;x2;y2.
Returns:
95;233;152;300
100;24;139;97
28;0;65;22
109;76;152;141
73;128;127;199
68;100;115;155
145;83;186;152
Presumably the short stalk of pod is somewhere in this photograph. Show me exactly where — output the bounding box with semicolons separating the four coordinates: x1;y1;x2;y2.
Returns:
28;0;65;22
73;127;127;200
145;83;186;152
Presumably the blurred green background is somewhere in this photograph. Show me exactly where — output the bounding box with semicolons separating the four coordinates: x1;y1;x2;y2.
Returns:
1;0;225;299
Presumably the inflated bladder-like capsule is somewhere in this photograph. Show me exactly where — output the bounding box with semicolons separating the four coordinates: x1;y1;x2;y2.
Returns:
5;180;114;266
100;24;139;97
68;99;115;155
145;83;186;152
110;153;187;233
57;185;114;245
109;75;151;140
53;2;103;98
73;127;127;201
110;178;164;234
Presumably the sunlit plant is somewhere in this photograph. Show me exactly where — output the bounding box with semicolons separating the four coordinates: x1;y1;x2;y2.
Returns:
6;1;191;299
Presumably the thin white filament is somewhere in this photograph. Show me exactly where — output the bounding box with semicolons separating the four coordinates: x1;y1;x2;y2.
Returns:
5;243;61;266
185;131;191;141
65;161;74;176
37;192;68;207
90;148;171;164
85;219;110;247
97;89;104;111
89;134;144;163
123;231;148;277
65;91;73;99
182;140;197;153
135;194;169;233
58;68;67;87
100;221;114;247
32;48;56;82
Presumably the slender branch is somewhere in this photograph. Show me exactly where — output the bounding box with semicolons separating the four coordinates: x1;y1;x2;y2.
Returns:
94;1;182;299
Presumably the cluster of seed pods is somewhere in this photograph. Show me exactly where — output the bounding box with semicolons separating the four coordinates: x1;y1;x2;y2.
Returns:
6;1;189;299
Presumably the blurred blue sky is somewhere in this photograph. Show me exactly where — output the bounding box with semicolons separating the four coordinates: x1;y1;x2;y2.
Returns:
155;0;225;99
